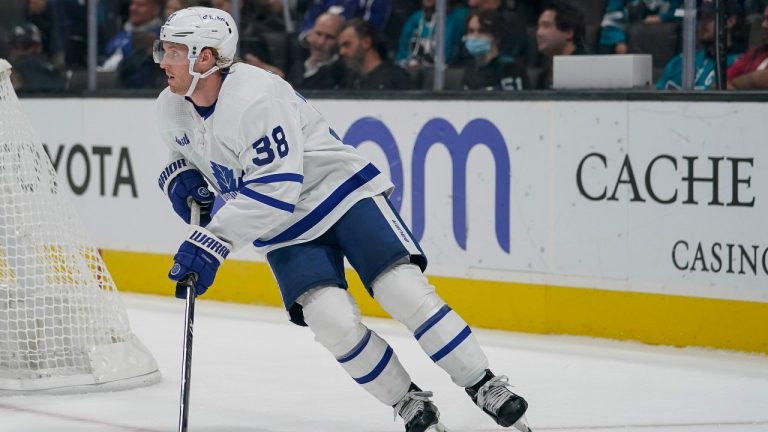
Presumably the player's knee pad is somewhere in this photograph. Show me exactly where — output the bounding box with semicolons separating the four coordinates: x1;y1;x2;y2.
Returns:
299;286;411;406
373;264;489;387
298;286;366;356
372;263;445;332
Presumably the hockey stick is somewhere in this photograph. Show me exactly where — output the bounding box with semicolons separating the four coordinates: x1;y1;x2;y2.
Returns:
178;199;201;432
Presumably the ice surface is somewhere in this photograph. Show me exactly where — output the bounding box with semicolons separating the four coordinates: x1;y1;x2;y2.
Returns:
1;294;767;432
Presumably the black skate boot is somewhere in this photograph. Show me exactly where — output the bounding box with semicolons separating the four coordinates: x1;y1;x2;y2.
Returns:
393;383;448;432
466;370;531;431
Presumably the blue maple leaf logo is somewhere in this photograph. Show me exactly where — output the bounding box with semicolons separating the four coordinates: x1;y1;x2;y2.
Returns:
210;161;236;193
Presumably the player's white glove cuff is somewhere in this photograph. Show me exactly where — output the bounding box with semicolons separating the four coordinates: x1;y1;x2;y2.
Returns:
185;227;232;264
158;158;194;196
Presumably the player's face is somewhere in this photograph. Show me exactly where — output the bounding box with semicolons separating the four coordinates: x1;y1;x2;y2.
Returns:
158;42;193;94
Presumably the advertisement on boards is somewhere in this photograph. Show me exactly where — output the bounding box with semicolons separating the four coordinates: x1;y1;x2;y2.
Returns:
20;98;768;304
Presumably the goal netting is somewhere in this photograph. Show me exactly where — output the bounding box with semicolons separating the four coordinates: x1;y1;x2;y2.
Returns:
0;59;160;394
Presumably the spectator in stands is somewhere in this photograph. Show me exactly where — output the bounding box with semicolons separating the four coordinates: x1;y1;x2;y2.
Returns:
461;9;527;90
599;0;682;54
288;12;347;89
116;30;165;88
384;0;421;54
211;0;286;77
339;18;414;89
728;3;768;88
101;0;163;71
26;0;74;70
535;0;586;89
657;0;748;90
395;0;469;68
464;0;529;67
8;22;65;92
60;0;86;68
510;0;543;25
251;0;294;32
299;0;391;42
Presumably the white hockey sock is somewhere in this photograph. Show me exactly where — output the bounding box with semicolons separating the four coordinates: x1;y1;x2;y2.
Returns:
336;329;411;406
373;264;489;387
299;286;411;406
414;305;488;387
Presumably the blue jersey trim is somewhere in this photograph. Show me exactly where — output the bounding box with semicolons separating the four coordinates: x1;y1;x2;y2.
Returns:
338;329;372;363
242;173;305;185
253;163;381;247
354;345;393;384
430;326;472;362
414;305;452;340
185;96;218;120
239;187;296;213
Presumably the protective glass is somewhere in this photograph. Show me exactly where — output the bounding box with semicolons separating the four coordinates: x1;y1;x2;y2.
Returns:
153;40;190;65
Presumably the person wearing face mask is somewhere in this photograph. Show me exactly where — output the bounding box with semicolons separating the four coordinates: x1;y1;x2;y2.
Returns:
461;9;528;90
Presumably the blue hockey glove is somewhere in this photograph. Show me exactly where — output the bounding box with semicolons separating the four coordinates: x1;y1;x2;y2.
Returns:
169;227;232;299
158;159;214;226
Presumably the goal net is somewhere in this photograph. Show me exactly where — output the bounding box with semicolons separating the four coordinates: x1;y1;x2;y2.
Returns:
0;59;160;394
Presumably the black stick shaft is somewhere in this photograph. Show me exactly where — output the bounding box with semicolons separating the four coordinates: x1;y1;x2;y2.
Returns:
178;201;201;432
178;275;197;432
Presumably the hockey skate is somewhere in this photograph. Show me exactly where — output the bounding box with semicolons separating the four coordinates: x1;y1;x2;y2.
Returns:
393;384;449;432
466;370;532;432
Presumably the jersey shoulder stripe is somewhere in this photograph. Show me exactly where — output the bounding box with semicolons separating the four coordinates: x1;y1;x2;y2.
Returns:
253;163;381;247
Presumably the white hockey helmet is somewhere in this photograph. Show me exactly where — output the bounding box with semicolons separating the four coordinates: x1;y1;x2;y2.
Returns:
157;7;238;67
154;7;239;95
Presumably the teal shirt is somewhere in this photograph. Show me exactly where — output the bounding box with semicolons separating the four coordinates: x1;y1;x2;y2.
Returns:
656;50;741;90
600;0;682;47
396;6;469;65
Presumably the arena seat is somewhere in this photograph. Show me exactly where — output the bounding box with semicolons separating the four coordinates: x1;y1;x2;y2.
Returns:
628;21;680;69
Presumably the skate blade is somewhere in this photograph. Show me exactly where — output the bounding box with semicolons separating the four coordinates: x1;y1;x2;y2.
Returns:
513;414;532;432
426;421;449;432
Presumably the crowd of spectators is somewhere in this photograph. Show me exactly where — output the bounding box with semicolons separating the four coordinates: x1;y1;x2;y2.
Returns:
0;0;766;92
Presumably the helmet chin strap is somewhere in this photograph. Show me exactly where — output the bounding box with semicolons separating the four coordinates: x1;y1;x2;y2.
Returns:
184;56;221;98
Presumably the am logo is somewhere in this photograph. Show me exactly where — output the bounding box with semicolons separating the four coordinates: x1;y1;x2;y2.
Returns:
343;117;511;253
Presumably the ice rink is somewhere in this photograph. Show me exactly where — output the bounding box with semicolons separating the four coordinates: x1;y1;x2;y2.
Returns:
1;293;767;432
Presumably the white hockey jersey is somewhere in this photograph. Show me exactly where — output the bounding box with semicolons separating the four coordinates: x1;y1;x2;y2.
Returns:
156;64;393;253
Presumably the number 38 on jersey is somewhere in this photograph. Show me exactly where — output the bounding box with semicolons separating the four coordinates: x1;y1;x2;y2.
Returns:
252;125;289;166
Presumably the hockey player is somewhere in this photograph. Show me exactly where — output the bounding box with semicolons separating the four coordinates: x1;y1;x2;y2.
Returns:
154;7;531;432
